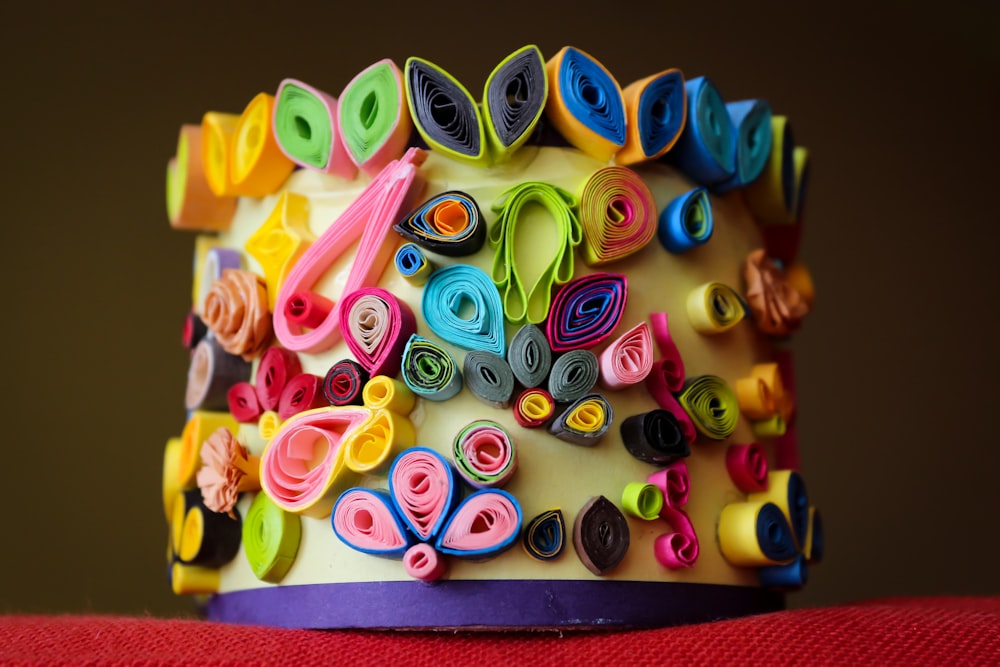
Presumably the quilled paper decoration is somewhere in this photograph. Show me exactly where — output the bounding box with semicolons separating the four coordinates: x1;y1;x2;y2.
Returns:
658;187;713;254
714;99;773;192
272;147;426;353
736;362;786;421
548;393;613;446
183;311;209;350
620;410;691;466
482;45;548;161
436;489;522;558
544;46;626;162
422;264;506;357
463;351;516;409
598;321;654;390
394;191;487;257
405;57;487;165
617;68;687;165
647;462;699;568
169;563;220;596
748;470;809;548
513;388;556;428
340;287;417;378
743;249;810;337
726;443;769;493
229;93;296;197
283;291;334;329
337;58;413;177
522;508;566;561
394;243;435;286
196;248;242;316
277;373;326;419
342;408;415;474
403;543;447;582
546;272;627;352
200;111;240;197
245;192;314;310
163;438;183;520
166;124;236;232
573;495;629;575
578;166;657;266
259;406;374;518
547;349;599;403
645;312;686;396
255;347;302;412
258;411;283;441
332;489;415;557
752;414;786;439
452;420;517;488
678;375;739;440
744;115;796;225
489;182;581;325
400;335;463;402
185;337;251;412
668;77;736;187
202;269;272;361
322;360;369;407
686;282;745;334
242;492;301;583
272;79;356;177
179;411;238;489
804;507;823;564
173;490;242;569
507;323;552;388
621;482;665;521
717;500;798;567
195;425;262;518
227;381;262;423
362;375;416;415
759;554;808;589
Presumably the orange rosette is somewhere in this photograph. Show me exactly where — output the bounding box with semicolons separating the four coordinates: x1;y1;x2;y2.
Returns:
203;269;272;360
743;249;809;337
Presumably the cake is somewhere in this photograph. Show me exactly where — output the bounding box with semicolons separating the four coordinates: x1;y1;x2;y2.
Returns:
163;44;821;629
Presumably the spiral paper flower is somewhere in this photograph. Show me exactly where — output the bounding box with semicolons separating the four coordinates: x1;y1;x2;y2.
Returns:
196;427;260;517
202;269;272;360
743;249;810;337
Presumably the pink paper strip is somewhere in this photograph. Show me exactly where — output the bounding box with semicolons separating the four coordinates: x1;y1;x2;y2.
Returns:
403;543;447;582
725;442;770;493
598;321;654;390
647;461;699;569
339;287;417;378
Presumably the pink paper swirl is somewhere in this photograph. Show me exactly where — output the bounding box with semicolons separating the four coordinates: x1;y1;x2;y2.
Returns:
389;447;456;541
726;442;770;493
339;287;417;378
436;490;522;558
647;460;699;569
599;321;654;390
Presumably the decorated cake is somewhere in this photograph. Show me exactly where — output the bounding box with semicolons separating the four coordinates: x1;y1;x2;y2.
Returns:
163;44;821;629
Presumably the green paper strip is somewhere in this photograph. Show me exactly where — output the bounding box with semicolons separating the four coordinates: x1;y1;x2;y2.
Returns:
678;375;739;440
338;59;411;174
621;482;665;521
242;492;301;583
273;81;335;170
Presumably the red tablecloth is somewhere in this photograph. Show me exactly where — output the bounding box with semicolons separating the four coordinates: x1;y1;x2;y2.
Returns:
2;597;998;666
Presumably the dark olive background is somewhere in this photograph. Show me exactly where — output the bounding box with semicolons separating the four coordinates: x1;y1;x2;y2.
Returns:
1;2;997;617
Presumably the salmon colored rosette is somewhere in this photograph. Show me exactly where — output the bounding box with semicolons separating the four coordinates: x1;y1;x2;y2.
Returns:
196;427;261;517
203;269;272;360
743;249;810;337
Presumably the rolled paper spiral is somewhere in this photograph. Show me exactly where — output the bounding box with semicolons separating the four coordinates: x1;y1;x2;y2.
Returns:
658;187;714;254
791;146;810;223
200;111;240;197
489;182;581;324
394;191;487;257
522;508;566;561
394;243;435;286
546;272;628;352
436;489;523;559
322;360;369;407
242;492;301;583
403;543;447;582
482;44;548;161
744;115;797;225
749;469;810;548
332;488;414;557
620;409;691;466
277;373;326;419
283;291;333;329
196;247;242;315
686;282;745;334
340;287;417;378
258;411;283;441
718;500;798;566
255;347;302;412
725;443;769;493
547;349;599;403
617;68;687;165
389;447;459;542
804;506;823;564
714;99;773;192
599;321;654;390
337;58;412;177
245;192;315;311
463;350;516;409
185;337;251;412
513;388;556;428
752;414;787;439
544;46;626;162
452;420;518;488
183;311;208;350
647;461;699;569
735;376;777;421
175;493;242;569
342;408;415;474
759;554;808;589
400;335;463;402
272;79;356;178
678;375;740;440
422;264;506;357
548;393;613;446
645;312;687;408
361;375;416;415
507;323;552;389
179;411;238;489
162;438;183;521
405;57;487;165
573;495;630;576
259;406;373;517
578;166;657;266
621;482;665;521
229;93;295;197
166;124;236;232
668;76;736;187
271;148;426;354
170;562;220;596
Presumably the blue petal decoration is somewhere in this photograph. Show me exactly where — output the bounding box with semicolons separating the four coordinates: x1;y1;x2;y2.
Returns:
423;264;506;357
668;76;736;186
658;187;714;253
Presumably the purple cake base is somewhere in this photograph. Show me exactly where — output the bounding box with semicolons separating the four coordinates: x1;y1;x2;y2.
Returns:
206;580;784;629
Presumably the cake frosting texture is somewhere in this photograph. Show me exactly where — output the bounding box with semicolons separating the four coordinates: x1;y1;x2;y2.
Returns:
163;44;820;629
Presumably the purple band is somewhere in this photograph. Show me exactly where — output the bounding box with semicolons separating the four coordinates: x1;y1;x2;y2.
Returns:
206;579;782;629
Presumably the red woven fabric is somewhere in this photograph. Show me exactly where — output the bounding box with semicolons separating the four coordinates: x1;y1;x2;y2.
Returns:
2;597;997;666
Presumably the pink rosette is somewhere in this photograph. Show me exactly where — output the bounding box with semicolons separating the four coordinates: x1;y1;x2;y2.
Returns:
196;427;260;518
599;321;654;390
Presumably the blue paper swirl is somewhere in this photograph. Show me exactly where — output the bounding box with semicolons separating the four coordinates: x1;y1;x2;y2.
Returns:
394;243;434;283
657;187;714;254
716;99;773;192
759;554;808;589
556;48;626;146
669;76;736;186
423;264;505;357
755;502;799;563
546;272;627;352
636;69;687;158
